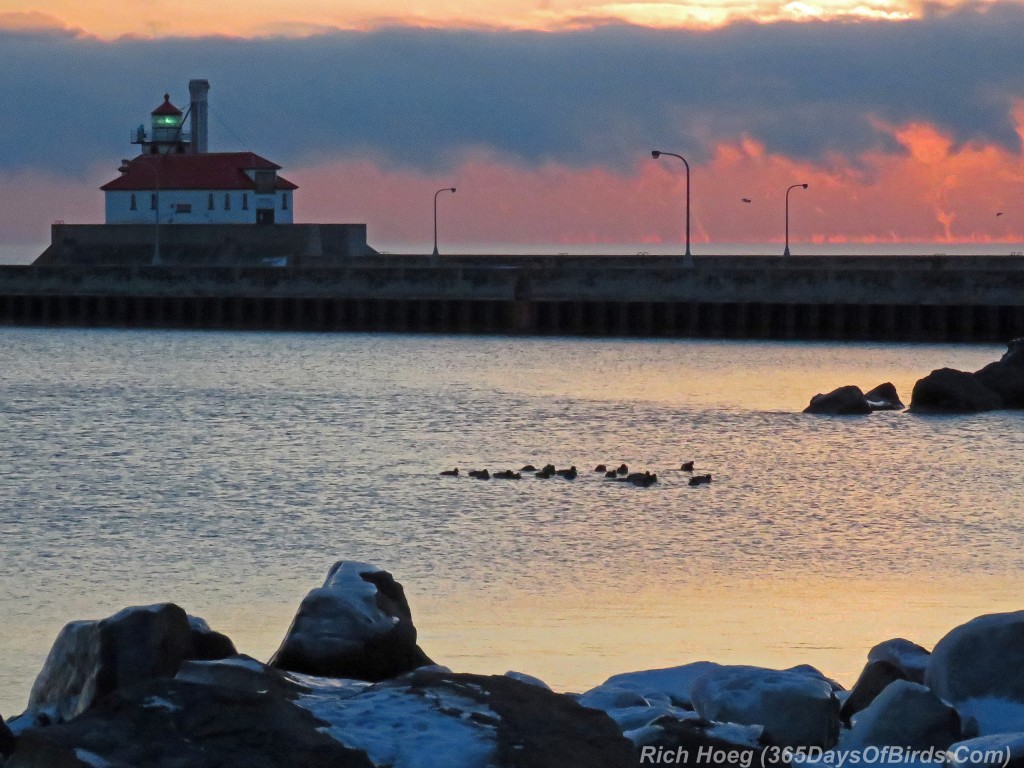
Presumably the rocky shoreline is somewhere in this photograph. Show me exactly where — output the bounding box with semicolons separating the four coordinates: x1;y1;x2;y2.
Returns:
2;562;1024;767
804;339;1024;414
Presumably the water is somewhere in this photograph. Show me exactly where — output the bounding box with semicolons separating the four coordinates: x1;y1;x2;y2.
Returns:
0;329;1022;715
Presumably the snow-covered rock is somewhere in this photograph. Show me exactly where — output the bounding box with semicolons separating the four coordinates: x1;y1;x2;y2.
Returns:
947;733;1024;768
270;561;433;681
926;611;1024;734
7;668;637;768
504;671;551;690
15;603;235;727
867;638;930;683
690;665;841;749
841;660;910;724
844;680;960;750
596;661;724;709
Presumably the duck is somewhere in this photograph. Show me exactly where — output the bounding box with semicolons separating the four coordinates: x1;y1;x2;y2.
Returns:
520;464;537;472
626;471;657;486
556;466;578;479
616;463;629;475
594;464;607;473
439;468;459;477
689;474;712;486
493;470;522;480
535;467;555;479
604;470;619;479
541;464;556;474
469;469;491;480
680;461;694;472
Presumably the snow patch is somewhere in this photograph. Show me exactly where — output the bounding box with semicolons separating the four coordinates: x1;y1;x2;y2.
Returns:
504;671;551;690
74;750;112;768
141;696;180;712
948;734;1024;768
955;698;1024;737
596;661;724;708
295;682;497;768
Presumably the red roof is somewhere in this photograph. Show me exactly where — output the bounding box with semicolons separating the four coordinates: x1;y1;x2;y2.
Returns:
152;94;182;116
101;152;299;192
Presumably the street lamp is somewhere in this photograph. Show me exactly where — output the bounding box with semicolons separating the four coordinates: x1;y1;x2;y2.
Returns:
651;150;691;259
433;187;456;257
784;183;809;257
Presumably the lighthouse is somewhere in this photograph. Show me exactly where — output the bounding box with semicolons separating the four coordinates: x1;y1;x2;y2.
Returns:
103;80;297;225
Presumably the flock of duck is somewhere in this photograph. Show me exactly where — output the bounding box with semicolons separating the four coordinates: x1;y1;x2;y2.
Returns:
439;461;713;488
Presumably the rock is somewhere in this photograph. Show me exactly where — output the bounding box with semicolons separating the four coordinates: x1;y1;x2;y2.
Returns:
633;715;787;768
299;669;637;768
844;680;960;750
8;678;374;768
188;616;238;660
689;665;840;749
909;368;1002;413
948;734;1024;768
595;662;725;710
975;361;1024;408
864;382;905;410
804;385;872;415
926;611;1024;735
20;603;236;726
270;561;433;681
840;660;909;724
0;714;14;759
867;638;930;683
504;671;552;690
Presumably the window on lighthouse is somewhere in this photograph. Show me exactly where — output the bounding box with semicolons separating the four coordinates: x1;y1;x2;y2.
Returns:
151;193;157;210
242;194;249;211
130;194;137;211
224;193;231;211
282;193;288;210
208;193;215;211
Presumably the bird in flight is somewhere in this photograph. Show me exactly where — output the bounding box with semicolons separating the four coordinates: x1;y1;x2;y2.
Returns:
741;198;752;203
997;212;1004;217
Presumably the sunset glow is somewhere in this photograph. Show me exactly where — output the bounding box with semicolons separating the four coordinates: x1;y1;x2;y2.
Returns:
0;0;992;38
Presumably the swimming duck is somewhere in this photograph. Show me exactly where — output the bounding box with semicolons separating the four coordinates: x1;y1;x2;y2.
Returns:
469;469;491;480
627;471;657;487
439;468;459;477
556;466;578;479
689;474;712;486
616;463;629;475
520;464;537;472
594;464;607;473
493;470;522;479
535;468;554;479
680;461;694;472
604;470;618;479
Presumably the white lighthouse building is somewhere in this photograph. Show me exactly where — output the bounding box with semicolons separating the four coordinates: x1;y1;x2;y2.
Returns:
102;80;296;225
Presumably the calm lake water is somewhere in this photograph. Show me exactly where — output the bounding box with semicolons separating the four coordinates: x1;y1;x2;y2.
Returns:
0;329;1022;715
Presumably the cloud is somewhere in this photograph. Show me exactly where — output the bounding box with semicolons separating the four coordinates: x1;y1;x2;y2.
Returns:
0;2;1022;180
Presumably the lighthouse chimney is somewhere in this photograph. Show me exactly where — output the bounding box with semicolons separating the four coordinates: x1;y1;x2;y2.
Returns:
188;79;210;154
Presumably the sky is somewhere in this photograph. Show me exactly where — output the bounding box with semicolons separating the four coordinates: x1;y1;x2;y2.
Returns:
1;0;1023;254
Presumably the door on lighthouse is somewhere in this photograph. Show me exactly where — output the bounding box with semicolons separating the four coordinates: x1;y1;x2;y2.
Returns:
256;208;275;225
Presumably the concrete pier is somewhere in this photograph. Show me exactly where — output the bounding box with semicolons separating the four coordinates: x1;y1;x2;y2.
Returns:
1;254;1023;342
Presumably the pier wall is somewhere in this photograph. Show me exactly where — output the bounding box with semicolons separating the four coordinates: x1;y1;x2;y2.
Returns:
1;255;1023;342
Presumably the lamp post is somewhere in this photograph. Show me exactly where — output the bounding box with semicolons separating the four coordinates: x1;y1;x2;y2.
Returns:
784;183;809;257
651;150;691;259
433;187;457;257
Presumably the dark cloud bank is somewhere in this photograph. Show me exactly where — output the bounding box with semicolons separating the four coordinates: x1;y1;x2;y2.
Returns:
2;2;1023;176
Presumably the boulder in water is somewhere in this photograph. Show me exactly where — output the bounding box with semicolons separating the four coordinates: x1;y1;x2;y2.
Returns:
909;368;1002;413
803;386;872;415
864;382;905;411
270;561;433;681
975;340;1024;408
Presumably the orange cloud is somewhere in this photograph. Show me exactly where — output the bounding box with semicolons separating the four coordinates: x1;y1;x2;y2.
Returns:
285;117;1024;251
0;0;978;39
